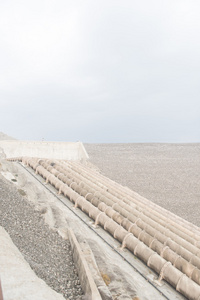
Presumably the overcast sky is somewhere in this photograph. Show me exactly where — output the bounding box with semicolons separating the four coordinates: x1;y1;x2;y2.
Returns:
0;0;200;143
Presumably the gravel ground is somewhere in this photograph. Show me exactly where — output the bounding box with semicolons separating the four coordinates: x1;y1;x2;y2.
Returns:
85;143;200;227
0;174;83;300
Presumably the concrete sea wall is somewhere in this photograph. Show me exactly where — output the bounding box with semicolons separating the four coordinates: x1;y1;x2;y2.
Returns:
0;140;89;160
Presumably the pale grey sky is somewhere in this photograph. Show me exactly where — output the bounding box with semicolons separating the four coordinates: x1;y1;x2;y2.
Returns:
1;0;200;142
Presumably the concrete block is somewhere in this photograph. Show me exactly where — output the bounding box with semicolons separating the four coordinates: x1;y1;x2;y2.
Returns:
0;140;89;160
68;229;102;300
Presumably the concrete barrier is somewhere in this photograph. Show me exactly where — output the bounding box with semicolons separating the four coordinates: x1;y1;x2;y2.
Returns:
0;278;3;300
68;229;102;300
0;140;89;160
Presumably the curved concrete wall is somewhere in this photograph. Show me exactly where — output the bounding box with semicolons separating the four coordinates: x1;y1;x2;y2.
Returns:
0;140;89;160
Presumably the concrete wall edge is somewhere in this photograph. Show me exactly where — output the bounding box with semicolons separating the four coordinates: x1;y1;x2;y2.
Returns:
68;228;102;300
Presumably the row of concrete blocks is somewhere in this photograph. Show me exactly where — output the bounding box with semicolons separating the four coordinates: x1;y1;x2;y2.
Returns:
9;156;200;238
10;157;200;264
71;160;200;239
68;159;200;241
10;157;200;300
83;161;200;235
49;159;200;252
46;161;200;269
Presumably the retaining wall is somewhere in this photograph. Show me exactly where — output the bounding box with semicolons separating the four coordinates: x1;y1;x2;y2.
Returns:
0;141;89;160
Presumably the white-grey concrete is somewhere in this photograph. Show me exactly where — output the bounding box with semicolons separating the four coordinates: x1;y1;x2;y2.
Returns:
0;140;89;160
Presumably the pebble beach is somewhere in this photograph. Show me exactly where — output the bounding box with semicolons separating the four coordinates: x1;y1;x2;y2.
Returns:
85;143;200;227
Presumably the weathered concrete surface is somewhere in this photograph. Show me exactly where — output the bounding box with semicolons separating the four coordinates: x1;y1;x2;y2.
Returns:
68;229;102;300
0;140;89;160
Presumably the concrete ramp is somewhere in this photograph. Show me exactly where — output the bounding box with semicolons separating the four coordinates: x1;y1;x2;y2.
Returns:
0;140;89;160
